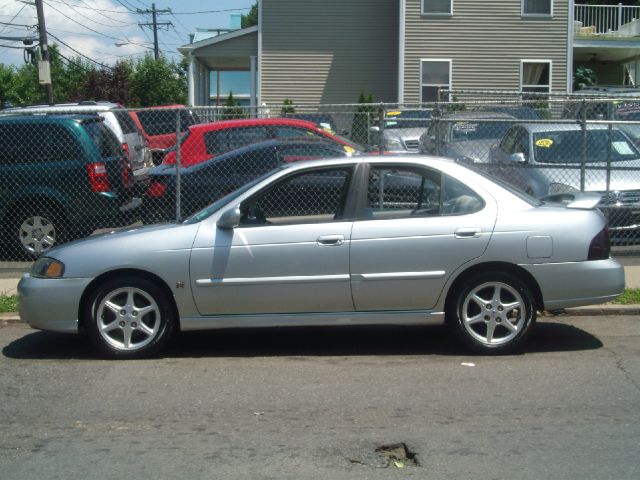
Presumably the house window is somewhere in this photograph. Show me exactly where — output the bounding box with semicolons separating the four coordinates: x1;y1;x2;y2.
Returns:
522;0;552;16
420;60;451;102
521;61;551;94
210;70;251;106
422;0;452;15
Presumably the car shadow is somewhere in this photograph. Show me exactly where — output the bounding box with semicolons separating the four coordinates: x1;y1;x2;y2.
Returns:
2;320;602;360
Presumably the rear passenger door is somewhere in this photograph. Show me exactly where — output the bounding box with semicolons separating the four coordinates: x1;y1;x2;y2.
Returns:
350;164;496;311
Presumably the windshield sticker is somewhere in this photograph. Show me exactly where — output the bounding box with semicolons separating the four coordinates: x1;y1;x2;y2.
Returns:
535;138;554;148
453;122;478;133
612;141;634;155
343;145;356;154
387;111;402;117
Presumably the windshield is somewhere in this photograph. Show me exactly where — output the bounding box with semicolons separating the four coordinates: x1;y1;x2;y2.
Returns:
183;166;286;224
451;121;512;142
532;130;640;164
384;110;431;129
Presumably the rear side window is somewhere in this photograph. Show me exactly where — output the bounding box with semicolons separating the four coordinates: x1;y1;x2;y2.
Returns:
215;147;281;176
84;122;124;158
204;127;269;155
136;110;198;136
0;123;82;163
113;110;139;134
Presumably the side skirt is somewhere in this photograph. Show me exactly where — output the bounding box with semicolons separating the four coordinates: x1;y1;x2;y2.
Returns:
180;310;446;331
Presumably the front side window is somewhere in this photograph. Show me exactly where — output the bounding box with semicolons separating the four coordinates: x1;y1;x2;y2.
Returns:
421;60;451;102
204;127;269;155
522;0;552;16
240;168;352;226
521;61;551;94
422;0;452;15
364;166;483;219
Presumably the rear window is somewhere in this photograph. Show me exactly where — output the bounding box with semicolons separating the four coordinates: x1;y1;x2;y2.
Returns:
136;109;199;136
113;110;139;134
0;122;82;163
532;130;640;164
84;121;124;158
451;121;513;142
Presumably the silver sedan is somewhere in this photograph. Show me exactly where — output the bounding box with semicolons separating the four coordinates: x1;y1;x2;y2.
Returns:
18;156;625;358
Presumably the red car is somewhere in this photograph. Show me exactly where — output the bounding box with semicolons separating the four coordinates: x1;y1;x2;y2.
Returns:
162;117;361;167
129;105;200;163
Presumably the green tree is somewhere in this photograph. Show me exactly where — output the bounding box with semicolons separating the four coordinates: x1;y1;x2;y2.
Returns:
129;54;187;107
351;90;376;145
221;91;246;119
241;3;258;28
280;98;295;116
574;66;596;91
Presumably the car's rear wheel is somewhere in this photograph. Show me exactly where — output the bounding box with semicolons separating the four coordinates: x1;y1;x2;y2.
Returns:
12;206;66;258
85;276;175;359
450;272;536;353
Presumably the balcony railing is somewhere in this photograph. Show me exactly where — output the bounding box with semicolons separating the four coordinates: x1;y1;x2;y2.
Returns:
575;4;640;37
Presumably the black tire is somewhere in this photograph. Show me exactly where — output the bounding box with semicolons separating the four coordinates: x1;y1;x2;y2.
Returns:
448;271;536;354
11;205;66;259
85;276;176;359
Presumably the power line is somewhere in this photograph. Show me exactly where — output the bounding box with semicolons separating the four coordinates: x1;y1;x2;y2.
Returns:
48;0;137;26
137;3;171;60
48;31;113;70
43;0;123;42
0;3;27;34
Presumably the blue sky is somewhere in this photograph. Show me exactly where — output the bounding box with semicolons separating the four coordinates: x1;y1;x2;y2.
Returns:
0;0;255;67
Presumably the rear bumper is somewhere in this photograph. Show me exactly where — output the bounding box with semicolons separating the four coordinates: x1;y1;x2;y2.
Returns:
520;258;625;310
18;274;93;333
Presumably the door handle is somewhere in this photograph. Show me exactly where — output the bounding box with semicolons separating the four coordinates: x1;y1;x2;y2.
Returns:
317;235;344;246
455;227;481;239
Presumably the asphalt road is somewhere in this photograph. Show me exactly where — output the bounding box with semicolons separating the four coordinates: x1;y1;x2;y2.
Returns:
1;315;639;480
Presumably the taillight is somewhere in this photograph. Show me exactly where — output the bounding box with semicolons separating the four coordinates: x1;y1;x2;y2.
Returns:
87;162;111;193
122;142;129;157
121;166;133;188
147;181;167;198
588;227;610;260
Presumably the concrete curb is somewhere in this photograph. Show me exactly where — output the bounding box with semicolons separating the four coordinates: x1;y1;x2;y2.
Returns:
1;304;638;327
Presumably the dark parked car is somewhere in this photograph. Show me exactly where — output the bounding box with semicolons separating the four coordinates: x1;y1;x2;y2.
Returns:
0;115;140;257
144;138;352;222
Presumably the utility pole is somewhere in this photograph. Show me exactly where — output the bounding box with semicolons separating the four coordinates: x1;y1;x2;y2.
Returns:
137;3;172;60
35;0;53;103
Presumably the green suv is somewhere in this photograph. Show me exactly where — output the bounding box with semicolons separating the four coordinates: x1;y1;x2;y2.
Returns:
0;115;141;258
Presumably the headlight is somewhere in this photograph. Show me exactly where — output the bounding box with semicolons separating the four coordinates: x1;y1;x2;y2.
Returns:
384;137;403;150
31;257;65;278
548;183;579;194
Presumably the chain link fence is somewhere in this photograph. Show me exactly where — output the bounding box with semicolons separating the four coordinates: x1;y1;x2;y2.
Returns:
1;95;639;261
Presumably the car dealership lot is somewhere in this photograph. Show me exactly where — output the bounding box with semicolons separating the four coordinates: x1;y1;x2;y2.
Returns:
1;315;639;480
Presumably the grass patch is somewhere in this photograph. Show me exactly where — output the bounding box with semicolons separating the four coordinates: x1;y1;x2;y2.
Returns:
612;289;640;305
0;295;18;313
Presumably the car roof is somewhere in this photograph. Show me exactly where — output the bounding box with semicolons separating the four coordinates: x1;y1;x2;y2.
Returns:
188;117;321;133
441;111;517;120
512;123;622;133
0;113;102;124
3;102;121;113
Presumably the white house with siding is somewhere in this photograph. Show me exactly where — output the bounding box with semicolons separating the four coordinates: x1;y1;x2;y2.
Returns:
178;0;640;107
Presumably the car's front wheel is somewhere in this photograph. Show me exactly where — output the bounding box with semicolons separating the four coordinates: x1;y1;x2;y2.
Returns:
450;272;536;353
85;276;176;359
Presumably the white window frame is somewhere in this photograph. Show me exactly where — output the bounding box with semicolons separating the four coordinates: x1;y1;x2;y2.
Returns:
520;59;552;94
521;0;553;18
421;0;452;16
420;59;452;103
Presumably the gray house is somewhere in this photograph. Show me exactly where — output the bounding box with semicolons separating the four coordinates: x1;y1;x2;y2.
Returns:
178;0;640;107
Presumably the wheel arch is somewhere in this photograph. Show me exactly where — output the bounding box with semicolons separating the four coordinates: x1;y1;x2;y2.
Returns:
444;261;544;314
78;268;180;333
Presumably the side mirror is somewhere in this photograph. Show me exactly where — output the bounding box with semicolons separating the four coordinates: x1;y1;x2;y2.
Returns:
508;152;526;163
369;126;380;133
217;206;241;229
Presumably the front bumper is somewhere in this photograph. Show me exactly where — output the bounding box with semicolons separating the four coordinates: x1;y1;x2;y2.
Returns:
521;258;625;310
18;274;93;333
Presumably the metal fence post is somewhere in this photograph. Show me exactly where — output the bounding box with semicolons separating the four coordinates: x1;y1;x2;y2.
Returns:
175;109;182;222
378;103;386;155
580;99;587;192
606;122;612;198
